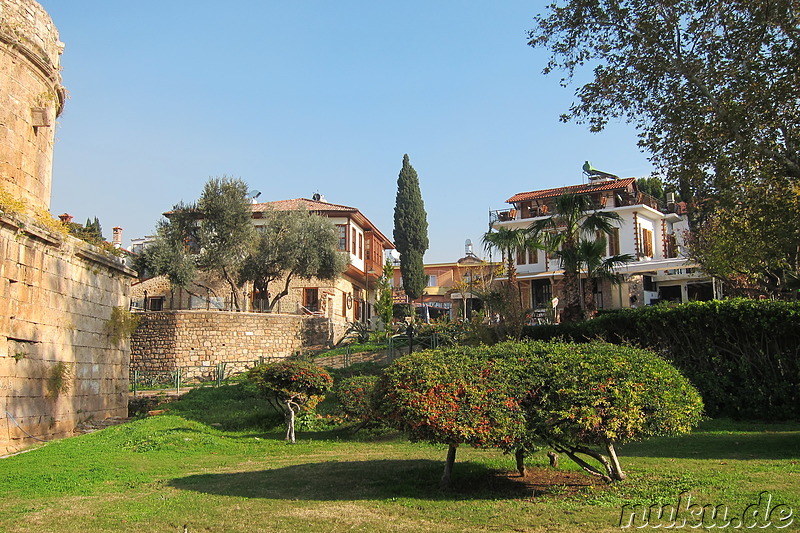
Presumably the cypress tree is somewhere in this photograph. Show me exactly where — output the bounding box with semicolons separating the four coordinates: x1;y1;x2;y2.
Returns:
393;154;429;301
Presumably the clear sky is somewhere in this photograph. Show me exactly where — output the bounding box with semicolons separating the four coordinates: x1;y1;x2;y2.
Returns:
39;1;653;263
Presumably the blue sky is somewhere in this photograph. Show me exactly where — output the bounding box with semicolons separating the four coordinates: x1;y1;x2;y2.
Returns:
40;1;653;263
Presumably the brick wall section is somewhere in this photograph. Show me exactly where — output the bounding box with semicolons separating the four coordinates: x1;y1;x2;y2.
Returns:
0;0;65;212
131;311;332;380
0;214;137;454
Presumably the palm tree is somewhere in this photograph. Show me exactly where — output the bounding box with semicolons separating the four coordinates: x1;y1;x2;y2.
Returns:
481;226;541;317
529;193;623;323
574;238;634;319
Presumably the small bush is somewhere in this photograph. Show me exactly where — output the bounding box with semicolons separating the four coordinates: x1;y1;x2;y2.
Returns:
335;375;379;419
247;360;333;443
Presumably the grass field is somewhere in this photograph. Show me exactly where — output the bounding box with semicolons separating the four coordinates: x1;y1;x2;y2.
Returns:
1;384;798;532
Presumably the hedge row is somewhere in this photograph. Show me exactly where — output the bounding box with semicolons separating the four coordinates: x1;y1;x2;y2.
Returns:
523;299;800;420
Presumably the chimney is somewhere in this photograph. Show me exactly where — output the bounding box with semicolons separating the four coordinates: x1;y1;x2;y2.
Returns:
112;227;123;248
58;213;73;223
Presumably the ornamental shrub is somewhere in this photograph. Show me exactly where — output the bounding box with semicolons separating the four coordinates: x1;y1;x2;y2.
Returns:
376;346;539;486
335;375;379;419
522;299;800;420
378;341;703;484
515;341;704;481
247;360;333;443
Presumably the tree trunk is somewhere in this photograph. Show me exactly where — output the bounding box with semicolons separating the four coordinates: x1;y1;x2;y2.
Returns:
547;451;559;468
222;267;242;312
561;268;582;323
515;448;526;476
605;441;627;481
440;445;457;489
583;277;597;320
285;401;296;444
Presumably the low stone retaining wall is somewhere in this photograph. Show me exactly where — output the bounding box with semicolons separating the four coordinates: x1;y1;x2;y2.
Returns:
131;310;332;380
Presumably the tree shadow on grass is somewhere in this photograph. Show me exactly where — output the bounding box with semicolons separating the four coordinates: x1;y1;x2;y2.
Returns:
620;430;800;460
169;459;566;501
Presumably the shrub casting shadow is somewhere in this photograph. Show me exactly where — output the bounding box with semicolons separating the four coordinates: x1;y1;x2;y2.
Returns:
620;431;800;460
169;459;533;501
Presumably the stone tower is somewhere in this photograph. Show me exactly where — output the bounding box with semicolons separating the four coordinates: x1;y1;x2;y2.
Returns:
0;1;137;454
0;0;65;212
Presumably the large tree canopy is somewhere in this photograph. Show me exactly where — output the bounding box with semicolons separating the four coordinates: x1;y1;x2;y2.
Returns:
238;208;348;312
530;0;800;193
195;177;257;310
530;0;800;296
393;154;429;302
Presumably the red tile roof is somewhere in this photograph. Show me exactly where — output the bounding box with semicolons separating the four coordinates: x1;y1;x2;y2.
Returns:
252;198;394;249
506;177;637;203
251;198;358;213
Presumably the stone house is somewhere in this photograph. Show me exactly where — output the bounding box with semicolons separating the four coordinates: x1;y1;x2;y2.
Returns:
130;195;394;345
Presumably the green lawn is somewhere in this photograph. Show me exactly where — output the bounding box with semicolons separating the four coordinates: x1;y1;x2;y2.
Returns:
1;385;798;532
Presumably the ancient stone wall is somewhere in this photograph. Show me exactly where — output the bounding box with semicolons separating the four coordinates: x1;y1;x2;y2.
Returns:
131;272;361;344
0;213;136;454
0;0;64;212
131;311;332;381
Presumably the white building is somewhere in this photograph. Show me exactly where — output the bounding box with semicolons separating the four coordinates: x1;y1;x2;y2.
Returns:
491;173;716;313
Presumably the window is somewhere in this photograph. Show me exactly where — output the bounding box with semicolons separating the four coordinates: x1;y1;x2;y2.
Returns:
531;279;552;308
351;228;357;254
304;288;319;312
428;274;437;287
358;233;363;260
667;234;678;258
641;228;654;257
593;284;604;308
530;249;539;264
608;228;621;256
336;225;346;251
516;247;527;265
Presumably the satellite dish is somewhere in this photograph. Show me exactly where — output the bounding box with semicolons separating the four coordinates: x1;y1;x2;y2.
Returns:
312;192;321;201
465;239;474;256
248;190;261;199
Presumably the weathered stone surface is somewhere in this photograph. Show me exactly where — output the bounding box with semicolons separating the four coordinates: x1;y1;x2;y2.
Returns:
0;0;64;212
0;215;135;454
131;311;332;380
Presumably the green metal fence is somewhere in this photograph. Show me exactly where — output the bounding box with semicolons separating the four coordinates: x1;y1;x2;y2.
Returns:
130;357;282;395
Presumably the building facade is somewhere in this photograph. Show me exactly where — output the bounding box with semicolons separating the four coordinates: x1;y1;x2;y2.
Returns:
130;195;394;343
392;251;499;322
491;172;715;316
1;0;136;453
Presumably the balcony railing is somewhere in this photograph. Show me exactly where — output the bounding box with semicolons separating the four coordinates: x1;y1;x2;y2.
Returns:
491;192;672;227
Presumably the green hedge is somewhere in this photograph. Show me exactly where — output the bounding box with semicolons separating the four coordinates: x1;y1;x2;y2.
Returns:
522;299;800;420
